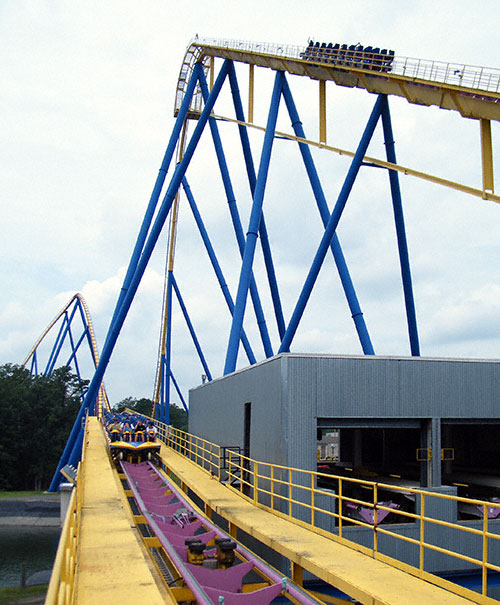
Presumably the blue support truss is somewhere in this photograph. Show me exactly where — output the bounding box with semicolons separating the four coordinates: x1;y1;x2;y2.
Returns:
23;293;109;491
50;57;421;490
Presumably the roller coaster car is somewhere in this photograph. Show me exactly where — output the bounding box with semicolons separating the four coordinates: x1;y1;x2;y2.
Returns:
109;439;161;464
302;40;395;73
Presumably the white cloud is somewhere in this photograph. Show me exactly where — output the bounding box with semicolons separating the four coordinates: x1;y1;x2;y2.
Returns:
2;0;500;405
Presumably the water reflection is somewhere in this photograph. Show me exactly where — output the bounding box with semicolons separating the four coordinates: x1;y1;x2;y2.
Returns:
0;526;60;588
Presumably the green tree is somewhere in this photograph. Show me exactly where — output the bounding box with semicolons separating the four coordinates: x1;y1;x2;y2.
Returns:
0;364;86;490
112;397;188;432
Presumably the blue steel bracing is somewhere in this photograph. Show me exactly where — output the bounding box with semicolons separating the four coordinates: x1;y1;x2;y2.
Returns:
67;424;85;468
279;95;384;354
198;73;273;359
163;270;173;425
46;302;80;375
44;312;68;375
224;71;285;375
227;62;286;340
170;370;188;413
171;273;212;382
106;62;204;347
30;352;37;375
182;177;256;365
80;59;232;419
158;354;166;421
280;75;375;355
50;60;230;491
64;327;87;378
380;95;420;356
48;396;88;491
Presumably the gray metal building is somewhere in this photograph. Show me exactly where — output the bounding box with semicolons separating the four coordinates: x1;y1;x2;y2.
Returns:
189;353;500;573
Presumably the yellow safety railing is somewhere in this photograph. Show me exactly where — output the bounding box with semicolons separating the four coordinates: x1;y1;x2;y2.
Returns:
155;418;223;479
151;418;500;600
46;420;88;605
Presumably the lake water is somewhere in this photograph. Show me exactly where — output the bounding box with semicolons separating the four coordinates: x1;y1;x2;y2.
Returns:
0;526;60;588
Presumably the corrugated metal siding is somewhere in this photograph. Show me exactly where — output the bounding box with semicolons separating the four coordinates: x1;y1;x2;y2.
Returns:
190;354;500;465
189;356;286;465
187;353;500;572
286;357;317;471
311;355;500;418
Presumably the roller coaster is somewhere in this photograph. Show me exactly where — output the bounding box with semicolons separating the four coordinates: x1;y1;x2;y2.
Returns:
38;36;500;602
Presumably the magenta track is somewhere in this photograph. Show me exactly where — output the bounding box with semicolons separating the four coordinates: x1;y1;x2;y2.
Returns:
121;461;321;604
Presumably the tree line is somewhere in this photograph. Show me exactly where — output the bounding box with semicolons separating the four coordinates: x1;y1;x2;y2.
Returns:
0;364;188;491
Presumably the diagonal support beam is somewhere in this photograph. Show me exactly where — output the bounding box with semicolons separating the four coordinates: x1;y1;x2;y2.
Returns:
49;59;232;492
279;95;384;353
281;74;374;355
182;178;256;365
228;62;286;341
380;95;420;356
224;71;285;375
198;71;273;358
106;61;205;346
171;273;212;383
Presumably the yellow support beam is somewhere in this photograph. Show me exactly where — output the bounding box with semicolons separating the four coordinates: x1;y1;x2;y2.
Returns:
481;118;494;192
248;63;254;123
291;561;303;586
211;112;500;205
209;55;214;89
319;79;326;144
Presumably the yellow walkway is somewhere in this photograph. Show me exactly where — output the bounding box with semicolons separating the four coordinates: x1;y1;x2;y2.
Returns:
159;443;477;605
75;418;169;604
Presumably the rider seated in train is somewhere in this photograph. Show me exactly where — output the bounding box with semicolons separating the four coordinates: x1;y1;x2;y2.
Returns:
134;419;146;442
146;421;158;442
121;421;132;442
108;418;122;442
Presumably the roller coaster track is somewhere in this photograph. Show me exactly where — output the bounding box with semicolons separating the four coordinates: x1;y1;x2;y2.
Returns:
23;292;109;416
176;37;500;121
175;36;500;204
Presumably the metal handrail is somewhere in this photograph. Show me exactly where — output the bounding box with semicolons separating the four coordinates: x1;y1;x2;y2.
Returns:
153;420;500;599
186;36;500;94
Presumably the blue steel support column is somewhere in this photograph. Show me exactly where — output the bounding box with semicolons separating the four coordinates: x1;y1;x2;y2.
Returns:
50;60;231;490
171;273;212;382
228;63;286;339
170;371;188;413
380;95;420;356
48;399;87;491
65;328;87;375
158;355;166;421
106;62;204;341
198;74;273;359
163;270;173;425
182;177;256;365
279;95;384;354
44;313;69;375
67;422;85;468
81;59;232;416
46;302;80;374
280;76;374;355
30;353;37;375
224;71;285;375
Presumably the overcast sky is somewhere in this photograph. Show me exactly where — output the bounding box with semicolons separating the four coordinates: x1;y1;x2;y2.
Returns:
2;1;500;405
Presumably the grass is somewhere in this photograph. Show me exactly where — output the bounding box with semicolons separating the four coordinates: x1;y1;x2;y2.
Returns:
0;492;48;499
0;585;47;604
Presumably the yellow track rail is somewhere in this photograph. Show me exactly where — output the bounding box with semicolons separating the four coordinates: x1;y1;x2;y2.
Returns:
176;37;500;122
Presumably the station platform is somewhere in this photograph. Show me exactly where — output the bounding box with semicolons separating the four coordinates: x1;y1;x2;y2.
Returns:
73;420;477;603
74;418;169;604
158;442;476;604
